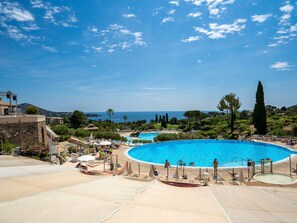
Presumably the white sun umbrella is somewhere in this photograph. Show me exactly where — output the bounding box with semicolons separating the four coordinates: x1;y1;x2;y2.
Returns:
78;155;95;162
100;140;112;146
173;166;180;180
239;169;245;185
149;165;154;178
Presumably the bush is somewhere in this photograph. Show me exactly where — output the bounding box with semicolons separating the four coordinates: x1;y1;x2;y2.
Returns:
292;124;297;137
270;127;287;136
59;135;70;142
224;133;239;139
21;144;48;159
204;130;219;139
154;133;179;142
132;139;153;144
68;146;77;154
1;142;17;154
51;125;69;135
74;128;90;138
130;132;140;137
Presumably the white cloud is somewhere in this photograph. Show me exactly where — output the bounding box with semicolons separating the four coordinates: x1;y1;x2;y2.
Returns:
123;13;136;18
86;24;146;53
251;14;272;23
181;36;201;42
0;22;37;43
30;0;78;27
290;23;297;32
194;18;246;39
168;9;176;15
0;2;34;22
107;49;115;53
152;7;163;16
185;0;236;17
197;59;202;63
209;8;219;16
91;46;103;53
161;17;174;24
169;1;179;6
280;4;294;13
270;62;292;70
42;45;58;53
187;12;202;18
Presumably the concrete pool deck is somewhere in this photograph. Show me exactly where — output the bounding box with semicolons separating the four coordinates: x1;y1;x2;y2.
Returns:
1;155;297;222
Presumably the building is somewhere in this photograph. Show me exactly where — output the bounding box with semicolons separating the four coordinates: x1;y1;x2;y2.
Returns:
0;115;47;146
46;117;64;124
0;97;17;116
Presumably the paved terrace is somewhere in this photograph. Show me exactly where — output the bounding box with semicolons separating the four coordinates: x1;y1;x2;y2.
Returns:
1;155;297;223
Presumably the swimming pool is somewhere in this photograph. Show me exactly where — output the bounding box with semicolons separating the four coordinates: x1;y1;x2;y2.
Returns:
126;132;159;143
127;139;296;167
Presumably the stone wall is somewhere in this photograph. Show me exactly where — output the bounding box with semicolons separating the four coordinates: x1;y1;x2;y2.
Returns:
0;115;47;146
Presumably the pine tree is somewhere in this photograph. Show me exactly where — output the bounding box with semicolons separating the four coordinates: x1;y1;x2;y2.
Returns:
165;113;169;124
155;114;158;123
253;81;267;134
161;116;167;128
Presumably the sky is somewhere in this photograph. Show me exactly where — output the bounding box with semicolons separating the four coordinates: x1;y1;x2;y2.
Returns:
0;0;296;112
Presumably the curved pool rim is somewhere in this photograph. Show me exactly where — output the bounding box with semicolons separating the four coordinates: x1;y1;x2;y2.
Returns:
125;139;297;168
254;173;297;185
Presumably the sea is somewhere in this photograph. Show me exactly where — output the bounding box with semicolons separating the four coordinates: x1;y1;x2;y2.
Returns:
86;111;186;123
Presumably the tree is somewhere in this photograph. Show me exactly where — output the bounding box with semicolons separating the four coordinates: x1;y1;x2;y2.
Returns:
155;114;158;123
106;108;114;122
165;113;169;124
217;93;241;133
183;110;206;124
70;110;87;129
123;115;128;123
161;116;167;128
253;81;267;134
25;105;38;114
159;115;162;123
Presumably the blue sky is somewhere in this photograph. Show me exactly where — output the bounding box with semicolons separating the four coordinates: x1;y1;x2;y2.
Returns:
0;0;296;112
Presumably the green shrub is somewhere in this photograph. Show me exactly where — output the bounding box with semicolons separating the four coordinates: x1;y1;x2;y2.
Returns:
270;127;287;136
51;125;69;135
132;139;153;144
154;133;179;142
68;146;77;154
21;144;48;159
74;128;90;138
1;142;17;154
291;124;297;137
204;130;219;139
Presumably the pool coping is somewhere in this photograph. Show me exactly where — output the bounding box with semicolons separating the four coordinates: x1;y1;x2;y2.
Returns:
125;139;297;169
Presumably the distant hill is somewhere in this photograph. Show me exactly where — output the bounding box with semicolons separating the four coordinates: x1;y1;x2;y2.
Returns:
19;103;71;117
287;105;297;114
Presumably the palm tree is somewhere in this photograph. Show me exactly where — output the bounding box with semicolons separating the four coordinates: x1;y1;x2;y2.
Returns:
106;108;114;122
217;93;241;133
123;115;128;123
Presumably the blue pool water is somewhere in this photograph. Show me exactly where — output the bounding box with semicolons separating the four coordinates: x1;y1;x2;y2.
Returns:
139;132;158;141
126;132;159;143
127;140;296;167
